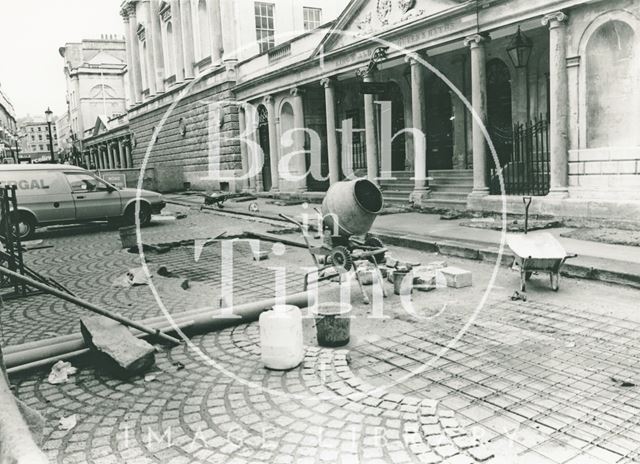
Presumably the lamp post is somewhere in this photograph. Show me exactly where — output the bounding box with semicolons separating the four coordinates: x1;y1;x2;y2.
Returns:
45;107;55;163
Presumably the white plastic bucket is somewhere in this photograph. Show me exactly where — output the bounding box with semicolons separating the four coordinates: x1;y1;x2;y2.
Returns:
259;304;304;370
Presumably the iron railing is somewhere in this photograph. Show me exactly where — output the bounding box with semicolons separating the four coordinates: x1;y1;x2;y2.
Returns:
490;115;550;196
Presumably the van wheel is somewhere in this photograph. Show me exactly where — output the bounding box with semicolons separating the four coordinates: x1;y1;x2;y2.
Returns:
13;213;36;241
125;203;151;227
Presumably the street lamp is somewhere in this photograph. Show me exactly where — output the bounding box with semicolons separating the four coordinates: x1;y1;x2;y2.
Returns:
506;26;533;69
45;107;56;163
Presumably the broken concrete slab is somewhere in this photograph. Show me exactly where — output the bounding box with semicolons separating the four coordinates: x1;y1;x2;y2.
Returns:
80;316;156;378
438;267;473;289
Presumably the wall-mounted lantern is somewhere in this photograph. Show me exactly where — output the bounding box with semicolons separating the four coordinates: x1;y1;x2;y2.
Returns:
507;26;533;69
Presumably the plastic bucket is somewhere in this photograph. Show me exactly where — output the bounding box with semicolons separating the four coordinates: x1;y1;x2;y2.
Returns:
119;226;138;249
393;269;413;296
313;302;353;347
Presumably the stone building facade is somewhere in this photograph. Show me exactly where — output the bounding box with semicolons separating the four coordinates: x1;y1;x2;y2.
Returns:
0;86;18;162
59;36;128;152
121;0;640;221
17;119;60;163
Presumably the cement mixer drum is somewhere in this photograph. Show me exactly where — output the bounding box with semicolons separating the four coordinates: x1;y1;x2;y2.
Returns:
321;179;384;237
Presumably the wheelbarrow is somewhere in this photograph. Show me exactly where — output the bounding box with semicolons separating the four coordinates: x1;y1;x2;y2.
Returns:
506;197;577;292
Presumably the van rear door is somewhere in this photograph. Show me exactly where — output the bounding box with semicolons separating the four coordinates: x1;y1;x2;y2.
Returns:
64;171;122;220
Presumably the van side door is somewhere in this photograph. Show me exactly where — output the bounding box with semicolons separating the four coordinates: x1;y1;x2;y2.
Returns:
2;171;76;224
64;172;122;220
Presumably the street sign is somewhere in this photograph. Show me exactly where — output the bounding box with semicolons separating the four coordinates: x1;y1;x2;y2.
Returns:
102;173;127;189
360;82;390;95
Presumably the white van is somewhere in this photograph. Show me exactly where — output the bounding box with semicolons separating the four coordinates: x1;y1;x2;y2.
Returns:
0;164;166;239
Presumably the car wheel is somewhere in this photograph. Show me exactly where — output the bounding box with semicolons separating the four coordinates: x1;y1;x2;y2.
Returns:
126;203;151;227
13;213;36;241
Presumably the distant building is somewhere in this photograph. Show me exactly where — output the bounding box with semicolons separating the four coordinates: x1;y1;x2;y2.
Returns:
17;118;60;163
55;113;73;160
0;85;18;163
59;35;128;156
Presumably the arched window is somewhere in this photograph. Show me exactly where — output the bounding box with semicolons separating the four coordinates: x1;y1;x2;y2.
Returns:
198;0;211;60
165;21;175;77
586;20;637;147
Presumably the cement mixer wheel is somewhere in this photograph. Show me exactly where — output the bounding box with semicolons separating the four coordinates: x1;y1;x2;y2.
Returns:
330;246;353;273
364;236;386;264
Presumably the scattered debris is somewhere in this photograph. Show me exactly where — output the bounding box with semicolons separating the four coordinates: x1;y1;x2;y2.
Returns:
267;199;305;206
510;291;527;302
248;202;260;213
205;192;256;208
440;211;464;221
144;374;157;382
47;360;77;385
252;250;270;261
412;267;437;292
439;267;473;289
180;279;190;290
611;377;637;388
173;362;185;371
152;215;177;222
157;266;177;278
80;316;156;378
175;212;188;220
126;267;151;286
59;414;77;431
127;244;172;254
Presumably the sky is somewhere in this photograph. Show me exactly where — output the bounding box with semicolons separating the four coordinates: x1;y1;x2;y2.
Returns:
0;0;124;119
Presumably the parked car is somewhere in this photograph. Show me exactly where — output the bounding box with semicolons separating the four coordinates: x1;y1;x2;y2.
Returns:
0;164;166;240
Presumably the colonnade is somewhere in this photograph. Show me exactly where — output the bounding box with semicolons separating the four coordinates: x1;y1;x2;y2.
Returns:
84;138;134;171
237;11;570;198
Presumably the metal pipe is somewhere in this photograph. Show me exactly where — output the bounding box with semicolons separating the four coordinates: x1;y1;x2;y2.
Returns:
0;266;181;345
4;292;315;374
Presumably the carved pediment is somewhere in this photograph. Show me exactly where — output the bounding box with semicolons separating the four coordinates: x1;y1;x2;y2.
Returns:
318;0;466;53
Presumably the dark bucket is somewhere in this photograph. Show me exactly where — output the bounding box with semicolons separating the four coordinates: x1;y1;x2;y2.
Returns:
314;302;353;347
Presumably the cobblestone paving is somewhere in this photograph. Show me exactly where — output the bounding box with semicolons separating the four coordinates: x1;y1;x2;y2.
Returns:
13;323;492;464
0;209;307;346
350;299;640;464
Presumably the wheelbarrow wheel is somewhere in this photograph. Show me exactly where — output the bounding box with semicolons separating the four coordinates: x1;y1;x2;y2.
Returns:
329;246;353;273
364;236;386;264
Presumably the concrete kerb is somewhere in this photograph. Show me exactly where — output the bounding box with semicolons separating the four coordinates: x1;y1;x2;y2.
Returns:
172;197;640;290
374;231;640;290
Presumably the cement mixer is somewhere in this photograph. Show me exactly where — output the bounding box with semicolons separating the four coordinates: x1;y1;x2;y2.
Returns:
280;179;389;304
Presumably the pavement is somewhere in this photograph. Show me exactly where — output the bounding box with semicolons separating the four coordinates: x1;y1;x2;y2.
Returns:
163;194;640;289
4;201;640;463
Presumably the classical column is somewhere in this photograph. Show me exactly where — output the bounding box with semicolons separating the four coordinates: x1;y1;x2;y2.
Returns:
244;108;259;192
126;141;134;167
171;0;185;82
121;11;138;105
150;0;165;93
465;34;490;197
180;0;195;78
141;2;157;96
321;78;340;185
543;12;570;197
238;107;250;191
220;0;237;63
363;73;379;184
407;56;430;203
118;138;127;168
209;0;223;64
127;4;144;103
290;88;308;192
263;96;279;192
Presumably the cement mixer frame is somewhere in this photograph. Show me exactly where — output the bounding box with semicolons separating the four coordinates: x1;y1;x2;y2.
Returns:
280;213;388;304
279;179;390;304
